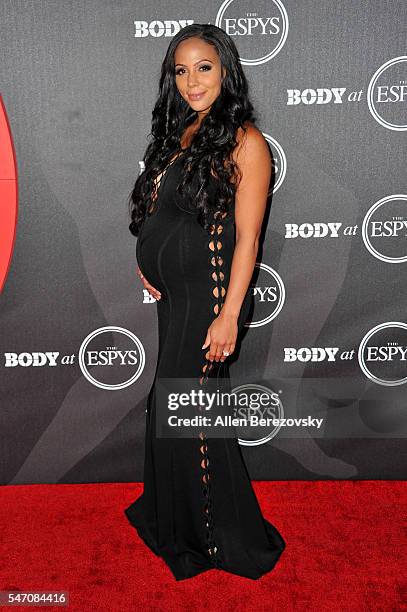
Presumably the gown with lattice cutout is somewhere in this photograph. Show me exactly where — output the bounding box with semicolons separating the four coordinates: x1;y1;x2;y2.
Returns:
124;148;286;580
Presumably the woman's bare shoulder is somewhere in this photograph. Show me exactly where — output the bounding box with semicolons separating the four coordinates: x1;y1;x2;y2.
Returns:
232;122;271;175
235;122;267;153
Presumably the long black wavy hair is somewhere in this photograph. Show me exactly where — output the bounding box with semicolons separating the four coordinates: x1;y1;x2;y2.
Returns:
127;23;257;237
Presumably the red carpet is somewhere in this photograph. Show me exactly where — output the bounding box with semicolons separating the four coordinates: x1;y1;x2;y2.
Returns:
0;481;405;611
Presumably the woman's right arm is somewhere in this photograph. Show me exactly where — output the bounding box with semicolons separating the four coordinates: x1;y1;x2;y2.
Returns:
137;266;161;301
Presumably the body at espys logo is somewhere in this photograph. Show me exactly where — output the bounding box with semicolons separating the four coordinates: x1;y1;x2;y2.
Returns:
283;323;407;386
245;263;285;328
358;322;407;386
4;327;146;391
134;0;289;65
284;194;407;263
286;56;407;130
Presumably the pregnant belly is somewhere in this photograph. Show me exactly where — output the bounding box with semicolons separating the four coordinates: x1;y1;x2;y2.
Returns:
137;211;235;307
137;216;208;297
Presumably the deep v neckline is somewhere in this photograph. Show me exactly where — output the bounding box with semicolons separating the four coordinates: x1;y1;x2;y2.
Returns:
147;148;189;214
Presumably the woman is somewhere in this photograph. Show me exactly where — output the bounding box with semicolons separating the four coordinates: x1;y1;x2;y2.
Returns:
125;23;285;581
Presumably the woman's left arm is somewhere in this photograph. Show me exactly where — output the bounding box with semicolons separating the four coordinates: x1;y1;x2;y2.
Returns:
202;125;272;362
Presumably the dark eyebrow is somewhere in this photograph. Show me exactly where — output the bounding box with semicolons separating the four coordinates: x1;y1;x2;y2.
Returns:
175;59;214;67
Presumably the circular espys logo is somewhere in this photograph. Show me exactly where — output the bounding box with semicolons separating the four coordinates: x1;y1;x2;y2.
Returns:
362;194;407;263
78;326;146;390
358;322;407;386
263;132;287;195
245;263;285;327
215;0;289;65
231;383;283;446
367;56;407;131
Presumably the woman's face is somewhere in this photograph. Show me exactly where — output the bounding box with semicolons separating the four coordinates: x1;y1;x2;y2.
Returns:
174;37;225;117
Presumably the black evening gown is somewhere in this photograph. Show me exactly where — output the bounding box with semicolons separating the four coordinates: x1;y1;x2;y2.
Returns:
124;148;286;580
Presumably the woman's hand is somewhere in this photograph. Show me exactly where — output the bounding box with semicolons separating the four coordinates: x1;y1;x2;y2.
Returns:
201;312;238;362
137;266;161;301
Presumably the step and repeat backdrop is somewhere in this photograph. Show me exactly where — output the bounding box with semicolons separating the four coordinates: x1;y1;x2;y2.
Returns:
0;1;406;484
